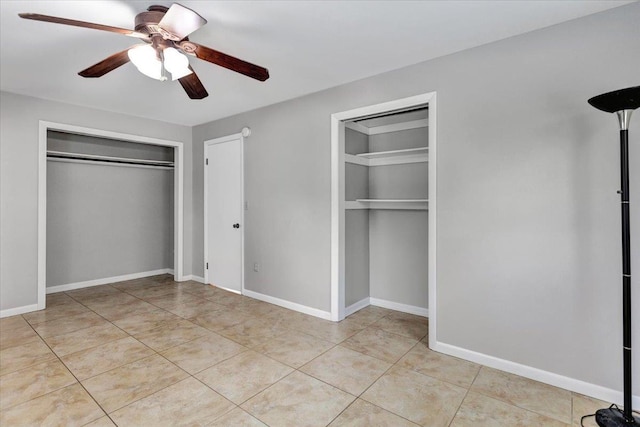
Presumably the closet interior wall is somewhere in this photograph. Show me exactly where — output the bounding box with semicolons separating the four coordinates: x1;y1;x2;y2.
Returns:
46;131;175;289
345;109;429;314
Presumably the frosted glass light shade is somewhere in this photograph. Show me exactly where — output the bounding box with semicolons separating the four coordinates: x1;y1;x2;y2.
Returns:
163;47;193;80
128;45;163;80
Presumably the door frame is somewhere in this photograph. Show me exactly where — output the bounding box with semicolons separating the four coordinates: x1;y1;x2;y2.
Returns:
330;92;437;343
37;120;185;311
203;133;245;294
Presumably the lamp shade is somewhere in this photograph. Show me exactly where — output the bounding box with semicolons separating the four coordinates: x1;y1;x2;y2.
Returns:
128;44;163;80
163;47;193;80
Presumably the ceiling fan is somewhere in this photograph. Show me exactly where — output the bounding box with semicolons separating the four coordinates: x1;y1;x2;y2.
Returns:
18;3;270;100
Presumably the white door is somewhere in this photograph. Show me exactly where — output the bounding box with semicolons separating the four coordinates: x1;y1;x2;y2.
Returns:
205;135;243;293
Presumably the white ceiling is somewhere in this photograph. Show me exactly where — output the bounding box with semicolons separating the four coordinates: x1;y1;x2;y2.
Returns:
0;1;633;126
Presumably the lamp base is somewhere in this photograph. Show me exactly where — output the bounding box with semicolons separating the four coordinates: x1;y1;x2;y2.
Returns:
596;407;640;427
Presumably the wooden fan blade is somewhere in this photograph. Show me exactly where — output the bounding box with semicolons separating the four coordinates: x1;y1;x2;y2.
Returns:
158;4;206;41
79;49;131;78
186;42;269;81
18;13;148;39
178;68;208;99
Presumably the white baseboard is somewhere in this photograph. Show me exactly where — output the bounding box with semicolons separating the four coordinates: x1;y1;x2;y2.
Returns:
242;289;332;320
369;297;429;318
0;303;40;318
183;275;205;284
46;269;173;294
345;297;371;316
432;341;640;409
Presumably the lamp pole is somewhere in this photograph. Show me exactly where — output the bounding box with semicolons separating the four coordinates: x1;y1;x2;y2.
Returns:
588;85;640;427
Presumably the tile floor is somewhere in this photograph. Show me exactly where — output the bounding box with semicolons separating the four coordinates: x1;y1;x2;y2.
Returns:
0;275;609;426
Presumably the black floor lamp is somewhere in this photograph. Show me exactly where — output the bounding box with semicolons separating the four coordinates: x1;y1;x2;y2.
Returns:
586;85;640;427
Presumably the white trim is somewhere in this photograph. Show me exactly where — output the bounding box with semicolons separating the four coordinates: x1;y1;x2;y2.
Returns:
345;297;371;317
243;289;332;320
369;297;429;318
432;341;640;408
0;304;40;318
330;117;346;321
38;121;185;313
330;92;437;330
46;269;173;294
183;275;205;284
203;133;245;295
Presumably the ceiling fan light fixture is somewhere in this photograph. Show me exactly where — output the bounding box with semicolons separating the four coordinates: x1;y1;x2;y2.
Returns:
163;47;193;80
128;44;164;81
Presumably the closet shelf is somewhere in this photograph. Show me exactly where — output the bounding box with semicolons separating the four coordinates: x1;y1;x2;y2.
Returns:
346;199;428;210
345;147;428;166
46;150;174;168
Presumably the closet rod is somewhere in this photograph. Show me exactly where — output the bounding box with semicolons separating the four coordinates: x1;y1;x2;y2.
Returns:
46;150;174;168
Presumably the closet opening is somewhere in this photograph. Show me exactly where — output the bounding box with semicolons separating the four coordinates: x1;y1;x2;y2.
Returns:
330;92;437;345
36;121;184;310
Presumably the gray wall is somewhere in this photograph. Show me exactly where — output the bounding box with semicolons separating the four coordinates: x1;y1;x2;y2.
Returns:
345;128;370;306
46;132;174;287
0;92;192;311
192;3;640;395
368;127;429;309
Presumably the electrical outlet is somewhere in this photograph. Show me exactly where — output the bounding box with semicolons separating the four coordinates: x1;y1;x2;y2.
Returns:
253;263;260;272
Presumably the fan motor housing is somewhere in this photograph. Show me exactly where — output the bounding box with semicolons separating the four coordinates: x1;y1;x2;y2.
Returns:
134;6;169;36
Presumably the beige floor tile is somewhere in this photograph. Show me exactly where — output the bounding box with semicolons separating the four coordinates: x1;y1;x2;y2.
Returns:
111;277;167;291
361;366;466;427
328;399;420;426
112;309;180;335
242;371;355;427
22;301;89;325
133;319;209;351
371;313;428;341
191;310;253;332
0;338;56;376
0;315;30;331
81;291;141;308
300;345;391;396
87;298;160;321
124;284;187;300
0;383;104;427
145;291;216;310
397;340;480;388
209;407;268;426
66;285;123;303
0;359;76;410
450;391;570;427
46;292;76;307
81;354;188;413
32;311;107;338
0;322;41;350
219;316;290;347
342;327;417;363
345;306;394;326
161;332;246;374
471;366;572;423
44;323;128;357
61;336;155;380
572;393;611;427
110;377;235;426
196;350;293;404
164;299;225;319
253;330;334;368
202;290;247;307
292;317;365;344
83;416;116;426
